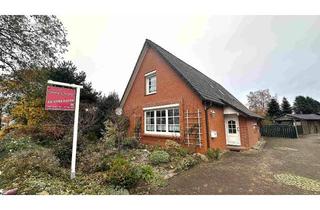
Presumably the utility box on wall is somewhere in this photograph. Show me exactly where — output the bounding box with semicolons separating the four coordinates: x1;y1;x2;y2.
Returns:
211;130;217;138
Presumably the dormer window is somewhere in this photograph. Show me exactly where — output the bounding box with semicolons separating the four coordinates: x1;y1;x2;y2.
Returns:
145;70;156;95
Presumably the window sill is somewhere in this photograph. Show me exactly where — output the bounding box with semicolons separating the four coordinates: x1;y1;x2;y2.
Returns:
143;132;180;138
145;92;157;96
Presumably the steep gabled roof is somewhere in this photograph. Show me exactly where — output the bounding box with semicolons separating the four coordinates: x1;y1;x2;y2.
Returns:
121;39;262;119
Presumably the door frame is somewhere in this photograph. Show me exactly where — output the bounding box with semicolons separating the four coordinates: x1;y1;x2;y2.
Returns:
224;114;241;146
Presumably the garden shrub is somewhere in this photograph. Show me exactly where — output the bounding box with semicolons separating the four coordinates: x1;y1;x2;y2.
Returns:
206;148;222;160
30;132;55;147
102;115;129;150
20;175;72;195
0;134;38;158
176;147;189;157
176;156;199;171
78;151;105;173
5;173;129;195
148;173;167;188
149;150;170;165
105;155;140;189
77;141;115;173
84;131;99;142
52;133;91;168
0;147;63;184
122;137;139;150
97;156;113;172
206;148;215;160
137;164;155;183
53;136;73;167
164;139;188;157
133;164;166;188
164;139;180;150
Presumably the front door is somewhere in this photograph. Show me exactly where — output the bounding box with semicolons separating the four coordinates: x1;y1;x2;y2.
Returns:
225;115;241;146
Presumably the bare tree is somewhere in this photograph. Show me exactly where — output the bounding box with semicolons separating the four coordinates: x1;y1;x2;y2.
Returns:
247;89;272;116
0;15;69;73
44;103;99;140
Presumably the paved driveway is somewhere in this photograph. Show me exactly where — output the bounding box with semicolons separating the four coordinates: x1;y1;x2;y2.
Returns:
153;135;320;194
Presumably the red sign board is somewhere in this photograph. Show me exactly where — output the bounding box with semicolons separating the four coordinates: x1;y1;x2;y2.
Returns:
45;86;76;111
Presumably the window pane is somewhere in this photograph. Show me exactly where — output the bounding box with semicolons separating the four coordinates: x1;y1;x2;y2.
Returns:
168;109;173;116
227;120;237;134
145;107;179;134
168;108;179;133
156;109;166;132
146;111;155;131
147;75;156;93
146;125;154;131
169;124;180;132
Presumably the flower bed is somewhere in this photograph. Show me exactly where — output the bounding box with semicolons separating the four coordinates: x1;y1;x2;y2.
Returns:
0;134;205;195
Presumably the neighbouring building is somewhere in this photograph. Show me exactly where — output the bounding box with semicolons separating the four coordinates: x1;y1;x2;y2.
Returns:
275;114;320;135
120;39;262;153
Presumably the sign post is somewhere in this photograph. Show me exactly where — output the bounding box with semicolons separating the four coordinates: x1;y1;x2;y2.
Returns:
71;85;81;179
46;80;83;179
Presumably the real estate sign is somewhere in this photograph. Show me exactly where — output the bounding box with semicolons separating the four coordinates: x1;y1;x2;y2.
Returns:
46;81;83;179
45;86;76;111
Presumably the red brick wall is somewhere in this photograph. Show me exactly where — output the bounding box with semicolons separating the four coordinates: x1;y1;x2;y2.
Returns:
246;118;261;147
239;116;260;148
206;106;227;150
122;47;208;153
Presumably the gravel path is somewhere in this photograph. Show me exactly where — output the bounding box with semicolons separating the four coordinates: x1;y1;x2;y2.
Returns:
152;135;320;194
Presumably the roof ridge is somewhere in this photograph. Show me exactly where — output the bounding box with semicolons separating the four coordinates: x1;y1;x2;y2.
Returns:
145;39;262;119
146;39;224;104
146;39;211;77
147;40;241;101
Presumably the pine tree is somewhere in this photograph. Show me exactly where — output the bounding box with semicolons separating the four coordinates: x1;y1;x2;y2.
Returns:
293;96;320;114
281;97;292;115
267;98;281;118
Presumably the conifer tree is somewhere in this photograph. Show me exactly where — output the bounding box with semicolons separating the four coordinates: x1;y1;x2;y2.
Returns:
281;97;292;115
267;98;281;118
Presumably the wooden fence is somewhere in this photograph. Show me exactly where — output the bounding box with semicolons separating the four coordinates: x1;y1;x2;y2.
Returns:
260;124;298;138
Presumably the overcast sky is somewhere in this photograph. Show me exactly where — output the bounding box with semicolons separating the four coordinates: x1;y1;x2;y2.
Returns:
60;15;320;106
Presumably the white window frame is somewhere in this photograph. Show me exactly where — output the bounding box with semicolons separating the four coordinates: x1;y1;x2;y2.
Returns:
145;70;157;95
143;104;180;137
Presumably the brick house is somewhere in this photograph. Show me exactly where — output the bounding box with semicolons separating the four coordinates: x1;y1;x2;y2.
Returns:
120;39;262;153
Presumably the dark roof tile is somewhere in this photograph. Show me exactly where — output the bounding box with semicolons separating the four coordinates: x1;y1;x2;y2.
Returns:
146;39;262;119
288;114;320;121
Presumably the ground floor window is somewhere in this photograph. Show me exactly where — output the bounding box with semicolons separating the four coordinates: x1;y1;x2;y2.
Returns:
228;120;237;134
144;106;180;136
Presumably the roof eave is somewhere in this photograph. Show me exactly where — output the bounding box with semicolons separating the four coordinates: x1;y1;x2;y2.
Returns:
204;99;263;119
